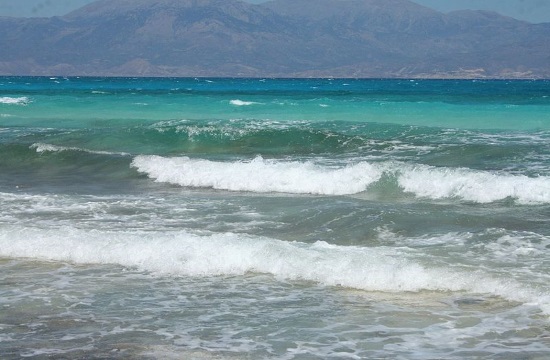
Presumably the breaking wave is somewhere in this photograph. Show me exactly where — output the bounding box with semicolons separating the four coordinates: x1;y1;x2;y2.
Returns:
31;142;131;156
131;155;550;203
230;99;261;106
0;96;30;105
1;226;547;313
131;155;382;195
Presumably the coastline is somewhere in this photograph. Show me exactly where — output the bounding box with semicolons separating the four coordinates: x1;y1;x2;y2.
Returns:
0;72;548;80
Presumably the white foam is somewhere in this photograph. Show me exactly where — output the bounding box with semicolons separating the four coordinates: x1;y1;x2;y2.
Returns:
398;164;550;204
31;143;130;156
484;230;550;261
1;226;547;312
31;143;70;152
131;155;382;195
229;99;261;106
0;96;30;105
130;155;550;203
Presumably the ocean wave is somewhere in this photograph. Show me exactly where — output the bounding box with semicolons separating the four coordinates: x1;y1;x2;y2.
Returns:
398;164;550;204
229;99;261;106
144;119;368;156
0;96;30;105
131;155;382;195
1;226;547;313
30;142;131;156
145;120;550;160
131;155;550;203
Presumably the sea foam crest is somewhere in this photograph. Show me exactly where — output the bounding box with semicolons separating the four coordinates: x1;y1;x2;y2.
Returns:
131;155;550;203
1;226;547;313
31;143;130;156
229;99;261;106
31;143;71;153
131;155;382;195
0;96;30;105
398;164;550;204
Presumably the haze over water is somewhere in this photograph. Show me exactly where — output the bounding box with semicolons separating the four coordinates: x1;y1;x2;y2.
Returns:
1;76;550;359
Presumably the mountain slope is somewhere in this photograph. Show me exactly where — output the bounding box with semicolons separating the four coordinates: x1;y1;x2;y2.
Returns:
0;0;548;78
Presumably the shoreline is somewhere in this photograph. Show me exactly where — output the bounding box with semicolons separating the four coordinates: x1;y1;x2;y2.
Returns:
0;74;548;81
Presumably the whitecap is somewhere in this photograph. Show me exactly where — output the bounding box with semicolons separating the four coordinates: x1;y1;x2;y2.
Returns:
131;155;550;203
131;155;382;195
0;96;30;105
397;163;550;204
230;99;261;106
31;143;130;156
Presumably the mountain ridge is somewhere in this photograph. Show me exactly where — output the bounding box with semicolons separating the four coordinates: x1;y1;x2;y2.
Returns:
0;0;548;78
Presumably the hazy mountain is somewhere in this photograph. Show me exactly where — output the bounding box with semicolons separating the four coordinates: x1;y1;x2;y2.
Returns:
0;0;548;78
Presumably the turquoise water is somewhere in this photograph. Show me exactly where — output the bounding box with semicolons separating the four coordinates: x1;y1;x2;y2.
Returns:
1;77;550;359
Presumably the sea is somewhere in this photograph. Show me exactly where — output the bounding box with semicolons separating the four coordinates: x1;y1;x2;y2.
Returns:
1;76;550;359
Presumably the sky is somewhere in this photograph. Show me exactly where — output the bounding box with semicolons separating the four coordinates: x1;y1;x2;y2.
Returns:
0;0;549;23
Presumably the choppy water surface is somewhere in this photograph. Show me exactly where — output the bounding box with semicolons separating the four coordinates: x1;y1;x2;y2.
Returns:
1;77;550;359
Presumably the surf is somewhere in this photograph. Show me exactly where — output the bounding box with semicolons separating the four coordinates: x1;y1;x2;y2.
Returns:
1;225;547;314
131;155;550;203
131;155;383;195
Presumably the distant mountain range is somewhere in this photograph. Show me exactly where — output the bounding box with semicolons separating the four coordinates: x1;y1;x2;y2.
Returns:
1;0;549;78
